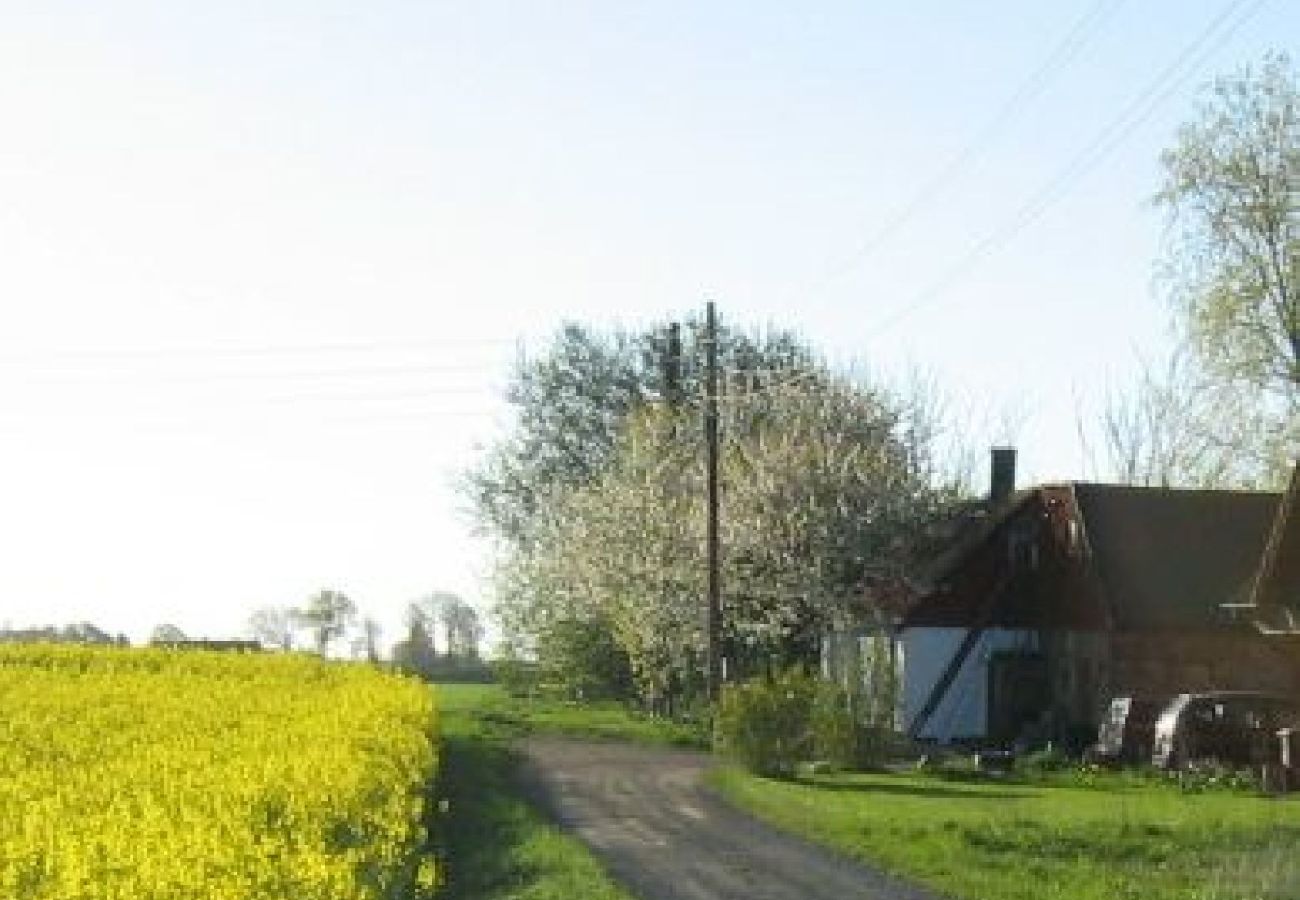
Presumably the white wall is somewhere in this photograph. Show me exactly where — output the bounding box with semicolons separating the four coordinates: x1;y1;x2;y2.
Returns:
900;627;1038;742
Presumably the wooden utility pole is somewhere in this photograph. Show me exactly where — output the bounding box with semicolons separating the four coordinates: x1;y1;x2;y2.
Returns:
704;301;722;700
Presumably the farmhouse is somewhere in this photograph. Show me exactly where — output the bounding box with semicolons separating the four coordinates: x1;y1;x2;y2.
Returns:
827;450;1300;747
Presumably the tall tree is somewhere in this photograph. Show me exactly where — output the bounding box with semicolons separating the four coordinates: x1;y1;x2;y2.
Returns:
438;594;483;658
391;605;438;677
1157;51;1298;412
489;359;970;706
1098;53;1299;491
404;598;438;656
464;319;818;548
247;606;298;651
297;589;357;656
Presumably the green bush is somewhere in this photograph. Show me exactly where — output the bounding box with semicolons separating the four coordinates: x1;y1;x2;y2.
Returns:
811;680;858;769
490;655;539;697
811;678;907;771
1016;744;1074;775
716;669;817;777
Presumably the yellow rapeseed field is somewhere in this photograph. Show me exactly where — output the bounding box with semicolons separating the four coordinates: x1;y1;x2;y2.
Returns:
0;644;439;900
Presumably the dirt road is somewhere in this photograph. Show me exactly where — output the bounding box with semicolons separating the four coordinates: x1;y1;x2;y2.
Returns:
521;737;944;900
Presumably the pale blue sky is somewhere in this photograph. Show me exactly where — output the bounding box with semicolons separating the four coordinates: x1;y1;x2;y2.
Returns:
0;0;1294;646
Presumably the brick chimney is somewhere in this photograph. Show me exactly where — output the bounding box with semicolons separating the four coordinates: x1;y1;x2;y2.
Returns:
989;446;1016;508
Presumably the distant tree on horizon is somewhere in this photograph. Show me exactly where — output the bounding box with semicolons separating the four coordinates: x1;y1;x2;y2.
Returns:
0;622;119;645
296;590;357;656
247;606;299;651
148;624;188;645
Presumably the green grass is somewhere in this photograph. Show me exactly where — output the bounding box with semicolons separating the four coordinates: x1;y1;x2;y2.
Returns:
710;765;1300;900
432;683;640;900
432;684;1300;899
473;688;709;748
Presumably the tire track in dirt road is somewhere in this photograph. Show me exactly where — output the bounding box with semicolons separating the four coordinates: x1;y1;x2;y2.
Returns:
520;737;946;900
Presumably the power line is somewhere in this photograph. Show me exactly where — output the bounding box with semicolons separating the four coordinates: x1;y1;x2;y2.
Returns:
810;0;1126;290
861;0;1268;340
0;336;517;364
7;362;506;384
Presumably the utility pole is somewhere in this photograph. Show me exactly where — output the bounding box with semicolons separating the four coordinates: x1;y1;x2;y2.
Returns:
704;301;722;701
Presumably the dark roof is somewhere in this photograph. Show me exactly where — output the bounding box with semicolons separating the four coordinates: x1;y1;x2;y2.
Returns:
1072;483;1278;629
910;489;1034;594
906;481;1285;631
1247;464;1300;625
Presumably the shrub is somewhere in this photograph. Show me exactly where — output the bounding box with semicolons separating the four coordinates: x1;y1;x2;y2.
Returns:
1016;744;1074;776
491;654;539;697
811;680;858;769
1175;760;1262;793
716;669;817;777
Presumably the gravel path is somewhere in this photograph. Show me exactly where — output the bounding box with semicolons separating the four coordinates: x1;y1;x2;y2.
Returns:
520;737;945;900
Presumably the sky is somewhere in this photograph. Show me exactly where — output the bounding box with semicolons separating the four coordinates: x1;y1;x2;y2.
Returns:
0;0;1294;647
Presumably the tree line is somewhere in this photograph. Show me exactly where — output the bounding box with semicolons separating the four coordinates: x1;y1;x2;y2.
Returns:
246;589;487;679
2;588;489;683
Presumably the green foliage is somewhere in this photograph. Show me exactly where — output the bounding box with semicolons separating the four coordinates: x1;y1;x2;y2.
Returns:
534;617;636;701
810;680;889;770
810;680;858;769
1149;52;1299;489
491;653;540;697
1101;54;1299;492
1158;52;1299;397
1015;744;1074;776
716;669;818;777
393;597;491;683
464;320;819;549
480;318;971;711
810;679;907;771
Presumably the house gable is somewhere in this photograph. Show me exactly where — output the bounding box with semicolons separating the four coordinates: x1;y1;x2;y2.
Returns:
1246;464;1300;631
902;485;1107;630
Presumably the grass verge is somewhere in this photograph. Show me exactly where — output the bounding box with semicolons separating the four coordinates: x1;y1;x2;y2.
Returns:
434;683;636;900
710;765;1300;900
473;686;708;748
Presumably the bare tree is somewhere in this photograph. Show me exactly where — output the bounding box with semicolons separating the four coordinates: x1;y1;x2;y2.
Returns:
247;606;298;651
1099;349;1291;489
297;589;357;656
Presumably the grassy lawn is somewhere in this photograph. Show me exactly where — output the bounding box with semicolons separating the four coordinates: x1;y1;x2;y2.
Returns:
711;765;1300;900
435;683;696;900
432;683;1299;899
463;685;708;748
